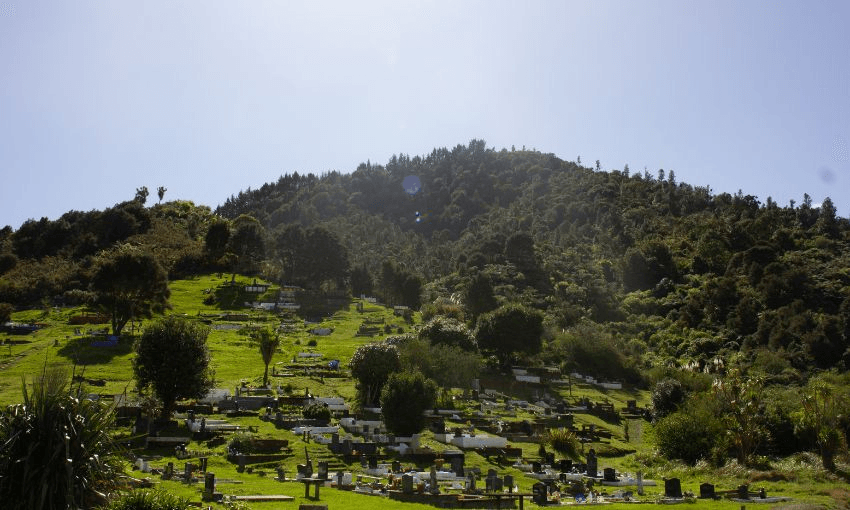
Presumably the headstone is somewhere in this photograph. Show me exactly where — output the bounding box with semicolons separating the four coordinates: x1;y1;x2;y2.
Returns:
331;433;339;445
467;472;476;491
276;466;286;481
737;484;749;500
337;471;344;488
586;450;597;478
184;462;194;482
504;475;514;493
545;452;555;465
204;472;215;494
451;457;464;477
559;459;572;472
700;483;715;499
392;460;401;473
342;439;353;455
199;457;208;473
532;461;542;473
237;455;247;473
532;482;548;505
368;456;378;469
665;478;682;498
603;467;616;482
637;471;644;496
402;474;414;494
317;461;328;480
430;466;439;494
163;462;174;480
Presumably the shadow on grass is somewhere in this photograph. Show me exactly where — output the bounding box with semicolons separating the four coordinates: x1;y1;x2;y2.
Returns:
57;335;134;365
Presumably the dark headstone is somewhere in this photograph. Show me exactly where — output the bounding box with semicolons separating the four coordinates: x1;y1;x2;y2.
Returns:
199;457;208;473
317;461;328;480
665;478;682;498
532;482;548;505
586;450;598;478
451;457;464;477
204;472;215;494
532;461;542;473
559;459;572;472
402;474;414;494
368;455;378;469
738;484;749;500
237;455;246;473
504;475;514;493
699;483;715;499
603;467;616;482
392;460;401;473
163;462;173;480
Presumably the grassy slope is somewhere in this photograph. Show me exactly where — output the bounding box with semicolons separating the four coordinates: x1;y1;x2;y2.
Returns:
1;275;847;509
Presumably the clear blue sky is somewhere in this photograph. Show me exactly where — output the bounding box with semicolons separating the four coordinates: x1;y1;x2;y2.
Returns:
2;1;849;229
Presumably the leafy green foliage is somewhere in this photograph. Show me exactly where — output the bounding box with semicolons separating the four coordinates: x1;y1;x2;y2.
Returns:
380;371;437;436
0;367;121;509
545;428;581;460
475;304;543;367
133;316;214;417
793;375;849;471
651;378;686;419
349;342;400;407
251;328;280;387
654;397;725;465
418;316;476;351
102;489;191;510
397;337;481;389
91;245;170;335
303;401;331;422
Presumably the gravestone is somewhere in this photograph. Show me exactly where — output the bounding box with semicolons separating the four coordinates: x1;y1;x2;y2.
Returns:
665;478;682;498
603;467;616;482
559;459;572;472
342;439;353;455
204;472;215;494
163;462;174;480
699;483;715;499
317;461;328;480
532;482;548;505
737;484;749;500
276;466;286;481
402;474;414;494
184;462;195;482
586;450;598;478
392;460;401;473
451;457;464;477
237;455;247;473
467;472;476;492
545;452;555;465
368;455;378;469
504;474;514;493
430;467;439;494
331;433;339;445
532;461;542;473
198;457;208;473
637;471;644;496
336;471;344;489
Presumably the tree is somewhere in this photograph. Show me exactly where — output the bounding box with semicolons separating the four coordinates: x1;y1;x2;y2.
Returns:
135;186;149;205
793;376;848;471
465;272;497;322
157;186;167;203
349;343;400;407
652;377;686;419
252;328;280;387
380;371;438;436
712;372;768;466
204;218;231;262
0;367;121;509
475;304;544;367
133;316;215;418
227;215;266;275
418;316;476;351
90;245;170;335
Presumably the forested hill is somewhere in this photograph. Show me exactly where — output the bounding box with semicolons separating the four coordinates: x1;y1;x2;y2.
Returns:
216;139;850;372
2;139;850;375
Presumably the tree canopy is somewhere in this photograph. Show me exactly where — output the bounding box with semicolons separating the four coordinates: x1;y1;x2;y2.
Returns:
133;316;215;417
90;245;170;335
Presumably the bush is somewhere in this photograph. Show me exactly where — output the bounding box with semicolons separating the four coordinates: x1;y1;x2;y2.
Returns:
303;401;331;422
0;302;12;323
655;400;724;465
380;371;438;436
102;489;192;510
651;378;686;419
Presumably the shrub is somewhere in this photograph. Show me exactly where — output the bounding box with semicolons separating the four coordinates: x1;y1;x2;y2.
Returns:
0;302;12;323
380;371;438;436
545;428;581;460
303;401;331;422
102;489;192;510
651;378;686;419
655;400;724;465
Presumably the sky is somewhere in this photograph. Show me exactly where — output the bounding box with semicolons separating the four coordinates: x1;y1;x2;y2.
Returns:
1;0;849;229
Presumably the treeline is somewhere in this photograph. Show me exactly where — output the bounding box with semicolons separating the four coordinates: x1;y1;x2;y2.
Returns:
3;141;850;380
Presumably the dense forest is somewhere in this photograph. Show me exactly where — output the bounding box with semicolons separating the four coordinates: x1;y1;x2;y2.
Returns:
3;139;850;382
